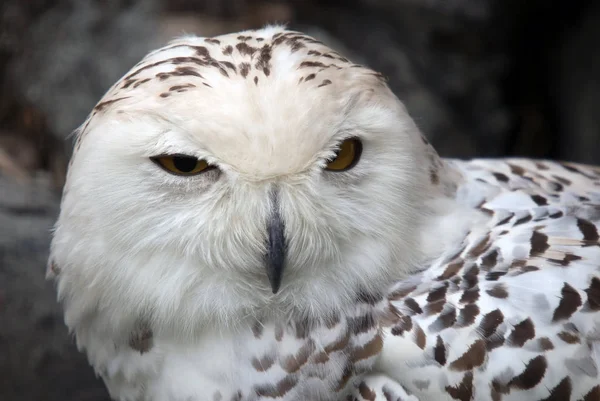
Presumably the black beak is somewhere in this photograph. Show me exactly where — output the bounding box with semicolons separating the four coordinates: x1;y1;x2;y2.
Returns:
265;191;286;294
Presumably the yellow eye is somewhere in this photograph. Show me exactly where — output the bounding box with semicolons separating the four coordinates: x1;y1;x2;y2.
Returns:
325;138;362;171
152;155;213;176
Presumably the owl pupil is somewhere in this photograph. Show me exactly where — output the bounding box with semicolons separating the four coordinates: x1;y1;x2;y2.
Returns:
173;156;198;172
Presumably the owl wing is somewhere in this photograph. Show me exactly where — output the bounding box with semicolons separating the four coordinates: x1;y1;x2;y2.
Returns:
376;159;600;401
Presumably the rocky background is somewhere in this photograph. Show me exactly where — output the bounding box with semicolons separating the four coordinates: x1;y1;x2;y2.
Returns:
1;0;599;400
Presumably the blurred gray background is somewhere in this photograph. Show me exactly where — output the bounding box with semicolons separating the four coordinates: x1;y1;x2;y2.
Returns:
1;0;599;400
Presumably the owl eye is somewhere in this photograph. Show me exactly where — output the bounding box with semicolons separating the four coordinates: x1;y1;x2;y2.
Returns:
151;155;213;176
325;138;362;172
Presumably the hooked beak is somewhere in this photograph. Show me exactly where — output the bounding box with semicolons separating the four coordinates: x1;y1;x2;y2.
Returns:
265;191;286;294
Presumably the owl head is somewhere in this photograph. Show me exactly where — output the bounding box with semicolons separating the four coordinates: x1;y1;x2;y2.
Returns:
49;26;442;338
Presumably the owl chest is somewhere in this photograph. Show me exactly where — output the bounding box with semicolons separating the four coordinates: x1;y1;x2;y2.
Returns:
133;314;383;401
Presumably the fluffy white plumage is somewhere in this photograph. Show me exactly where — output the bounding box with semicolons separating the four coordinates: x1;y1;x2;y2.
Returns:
48;26;600;401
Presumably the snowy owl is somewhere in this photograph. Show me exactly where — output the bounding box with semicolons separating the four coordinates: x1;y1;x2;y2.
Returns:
48;26;600;401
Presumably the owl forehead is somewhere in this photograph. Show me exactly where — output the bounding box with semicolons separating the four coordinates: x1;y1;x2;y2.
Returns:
91;27;373;115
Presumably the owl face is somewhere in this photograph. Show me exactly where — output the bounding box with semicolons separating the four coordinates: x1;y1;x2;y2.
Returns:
50;27;431;333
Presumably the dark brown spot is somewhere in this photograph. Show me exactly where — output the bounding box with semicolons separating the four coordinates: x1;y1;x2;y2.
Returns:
222;45;233;55
557;330;580;344
537;337;554;351
427;283;448;303
481;249;499;269
438;260;464;280
459;287;480;304
282;340;314;373
414;325;426;349
358;382;376;401
531;194;548;206
205;38;220;44
425;300;445;315
300;61;328;68
254;45;272;77
429;307;457;332
507;318;535;347
530;231;550;255
129;322;153;354
94;97;130;112
449;340;486;371
493;172;509;182
430;167;440;185
254;376;298;398
169;84;196;92
457;304;480;327
541;377;571;401
509;164;526;175
577;218;599;243
239;62;251;78
159;93;169;98
487;284;508;299
351;334;383;361
463;265;479;288
479;309;504;339
486;271;507;281
312;351;329;364
553;175;572;185
132;78;151;88
252;355;275;371
584;277;600;311
304;73;316;82
445;372;474;401
121;78;137;88
514;214;532;225
175;66;203;78
549;181;564;192
509;355;547;389
469;234;491;258
193;46;210;58
404;298;423;314
434;335;447;365
535;162;549;170
236;42;257;57
391;315;413;336
318;79;332;88
552;283;582;322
